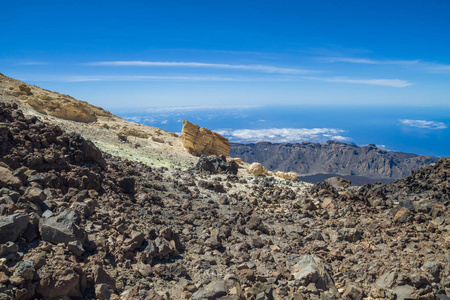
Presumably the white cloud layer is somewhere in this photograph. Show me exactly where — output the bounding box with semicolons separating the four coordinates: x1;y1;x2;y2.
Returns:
399;119;447;129
216;128;350;144
303;76;412;87
87;61;314;74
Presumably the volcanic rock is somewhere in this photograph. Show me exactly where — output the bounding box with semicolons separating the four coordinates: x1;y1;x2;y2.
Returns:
37;267;82;298
0;213;29;243
0;166;22;188
39;210;86;245
291;254;335;290
195;155;238;174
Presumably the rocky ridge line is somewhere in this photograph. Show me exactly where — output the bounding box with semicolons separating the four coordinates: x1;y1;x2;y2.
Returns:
230;141;438;182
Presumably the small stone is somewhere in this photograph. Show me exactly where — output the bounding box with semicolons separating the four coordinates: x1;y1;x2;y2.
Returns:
342;283;364;300
95;283;114;300
68;240;84;256
23;186;47;203
14;260;35;281
0;167;22;189
393;207;410;223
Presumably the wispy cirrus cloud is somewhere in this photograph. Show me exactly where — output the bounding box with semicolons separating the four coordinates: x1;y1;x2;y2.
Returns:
321;56;450;73
142;105;259;112
17;61;48;66
22;74;412;87
20;71;414;89
303;76;412;87
86;60;314;74
22;75;236;82
320;57;420;65
400;119;447;129
427;63;450;73
216;128;349;144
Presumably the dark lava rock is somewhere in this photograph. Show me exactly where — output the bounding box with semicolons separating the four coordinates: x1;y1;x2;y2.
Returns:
195;155;238;175
39;210;86;245
0;212;29;243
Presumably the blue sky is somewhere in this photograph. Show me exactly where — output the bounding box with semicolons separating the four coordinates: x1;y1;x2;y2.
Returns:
1;0;450;108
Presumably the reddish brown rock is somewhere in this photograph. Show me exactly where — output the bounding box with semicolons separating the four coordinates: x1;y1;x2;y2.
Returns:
0;166;22;188
37;268;81;298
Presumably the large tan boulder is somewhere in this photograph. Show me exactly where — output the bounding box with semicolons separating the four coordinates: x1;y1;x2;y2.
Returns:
247;162;268;176
181;120;230;156
275;171;298;180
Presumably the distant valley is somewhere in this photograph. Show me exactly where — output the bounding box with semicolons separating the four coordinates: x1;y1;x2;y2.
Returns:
230;141;439;184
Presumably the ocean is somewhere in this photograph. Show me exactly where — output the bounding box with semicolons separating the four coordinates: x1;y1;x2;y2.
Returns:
112;105;450;157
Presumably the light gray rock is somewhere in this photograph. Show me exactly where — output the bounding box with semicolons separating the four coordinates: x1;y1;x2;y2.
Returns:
375;271;418;300
14;260;36;280
68;240;85;256
392;285;417;300
291;254;335;290
192;280;228;299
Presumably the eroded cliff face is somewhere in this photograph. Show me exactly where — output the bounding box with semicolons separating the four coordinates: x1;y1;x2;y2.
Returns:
230;141;438;180
181;120;231;157
0;74;113;123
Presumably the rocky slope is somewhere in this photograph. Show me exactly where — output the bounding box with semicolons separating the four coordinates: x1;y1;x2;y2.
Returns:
230;141;438;182
0;100;449;300
0;72;197;169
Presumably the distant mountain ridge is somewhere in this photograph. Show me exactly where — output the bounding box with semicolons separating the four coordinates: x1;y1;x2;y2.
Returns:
230;141;439;181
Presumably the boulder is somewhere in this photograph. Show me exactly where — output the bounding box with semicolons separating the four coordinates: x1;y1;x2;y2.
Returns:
39;210;86;245
393;207;411;223
14;260;36;281
23;186;47;204
92;265;116;291
0;167;22;188
291;254;335;290
375;270;418;300
0;213;29;243
275;171;297;180
68;240;85;256
192;280;227;299
0;241;19;260
120;286;163;300
181;120;230;156
37;267;82;298
95;283;115;300
195;155;239;175
118;176;135;194
247;163;267;176
324;176;351;189
342;283;364;300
